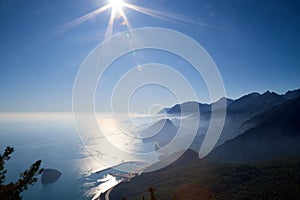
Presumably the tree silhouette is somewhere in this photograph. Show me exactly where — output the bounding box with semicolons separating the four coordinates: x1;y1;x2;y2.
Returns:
148;187;157;200
0;146;43;200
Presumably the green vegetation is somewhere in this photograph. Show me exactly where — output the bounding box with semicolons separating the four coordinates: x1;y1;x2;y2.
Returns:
111;151;300;200
0;146;43;200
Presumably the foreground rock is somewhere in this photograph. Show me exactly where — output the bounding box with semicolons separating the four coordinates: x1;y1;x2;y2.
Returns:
41;169;62;184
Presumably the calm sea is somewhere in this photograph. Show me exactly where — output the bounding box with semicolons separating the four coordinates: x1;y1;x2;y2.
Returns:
0;112;160;200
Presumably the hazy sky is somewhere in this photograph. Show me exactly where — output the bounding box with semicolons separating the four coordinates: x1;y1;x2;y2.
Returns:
0;0;300;112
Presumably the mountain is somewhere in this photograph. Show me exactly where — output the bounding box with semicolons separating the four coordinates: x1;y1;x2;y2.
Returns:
140;119;178;148
284;88;300;100
162;89;300;117
211;97;234;111
160;101;211;115
155;89;300;152
109;89;300;199
220;89;300;117
226;91;285;117
161;91;286;116
216;91;286;145
208;97;300;162
110;149;300;200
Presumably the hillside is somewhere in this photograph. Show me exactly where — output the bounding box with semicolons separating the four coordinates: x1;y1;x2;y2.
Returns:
110;150;300;200
140;119;178;148
208;97;300;162
110;90;300;199
157;89;300;148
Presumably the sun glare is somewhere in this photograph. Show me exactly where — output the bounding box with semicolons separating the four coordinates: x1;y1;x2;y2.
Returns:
109;0;124;12
59;0;212;39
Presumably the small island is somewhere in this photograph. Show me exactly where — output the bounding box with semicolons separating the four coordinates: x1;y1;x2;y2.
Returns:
41;169;62;184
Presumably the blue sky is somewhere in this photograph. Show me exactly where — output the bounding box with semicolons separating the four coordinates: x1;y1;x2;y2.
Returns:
0;0;300;112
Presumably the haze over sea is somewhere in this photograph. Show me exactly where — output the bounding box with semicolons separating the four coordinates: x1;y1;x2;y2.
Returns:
0;112;156;200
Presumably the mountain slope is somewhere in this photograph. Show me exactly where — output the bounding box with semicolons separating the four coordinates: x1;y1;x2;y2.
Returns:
110;150;300;200
110;90;300;199
208;97;300;162
140;119;178;147
226;91;286;116
161;101;211;115
156;89;300;151
284;88;300;100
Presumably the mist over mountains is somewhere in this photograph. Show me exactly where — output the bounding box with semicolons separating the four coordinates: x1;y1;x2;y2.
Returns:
209;95;300;161
143;89;300;162
111;89;300;199
140;119;177;148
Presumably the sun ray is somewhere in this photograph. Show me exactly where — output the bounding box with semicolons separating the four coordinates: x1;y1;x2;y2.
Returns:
53;0;220;41
118;9;132;29
56;4;111;35
105;9;116;38
123;3;175;24
122;3;219;30
105;1;131;38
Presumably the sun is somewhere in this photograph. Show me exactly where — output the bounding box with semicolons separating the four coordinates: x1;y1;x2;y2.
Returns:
109;0;124;12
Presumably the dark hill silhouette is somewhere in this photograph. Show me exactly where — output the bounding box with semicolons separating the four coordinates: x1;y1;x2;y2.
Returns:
226;91;286;117
161;101;210;114
140;119;178;148
110;89;300;200
110;149;300;200
156;89;300;152
208;97;300;162
284;88;300;100
217;91;287;145
162;89;300;117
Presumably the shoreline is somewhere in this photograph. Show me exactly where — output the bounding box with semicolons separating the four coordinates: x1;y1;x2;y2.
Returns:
91;161;149;200
104;186;114;200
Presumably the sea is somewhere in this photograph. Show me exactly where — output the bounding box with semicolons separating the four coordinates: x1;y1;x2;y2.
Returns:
0;112;159;200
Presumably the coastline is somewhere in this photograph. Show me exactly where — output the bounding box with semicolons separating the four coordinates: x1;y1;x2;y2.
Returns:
104;186;114;200
92;161;148;200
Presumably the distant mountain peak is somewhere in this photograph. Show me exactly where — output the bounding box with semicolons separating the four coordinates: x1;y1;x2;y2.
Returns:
284;88;300;100
214;97;234;104
262;90;280;97
141;117;178;147
160;118;174;125
145;118;175;129
209;96;300;162
162;101;211;114
241;92;260;99
181;101;208;106
159;88;300;115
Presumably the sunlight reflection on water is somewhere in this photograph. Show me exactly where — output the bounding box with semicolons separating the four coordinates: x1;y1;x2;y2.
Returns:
0;112;160;199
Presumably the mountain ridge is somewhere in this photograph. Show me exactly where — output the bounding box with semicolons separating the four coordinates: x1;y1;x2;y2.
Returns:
161;89;300;115
208;96;300;162
110;88;300;200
